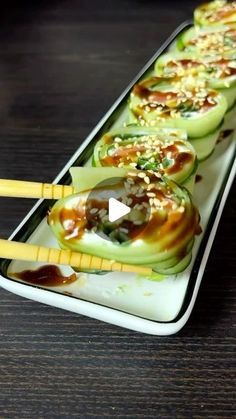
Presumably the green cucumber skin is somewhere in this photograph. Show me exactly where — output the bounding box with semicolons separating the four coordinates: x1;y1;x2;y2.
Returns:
152;252;192;275
189;127;220;161
177;25;236;54
49;199;196;265
148;238;194;272
175;32;185;51
96;126;187;141
218;84;236;110
48;170;198;269
129;89;227;139
70;166;129;193
222;102;236;130
194;1;236;28
93;126;197;190
155;51;236;110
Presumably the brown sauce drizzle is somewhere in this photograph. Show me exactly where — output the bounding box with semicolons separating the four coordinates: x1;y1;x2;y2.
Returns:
169;58;236;78
217;129;234;143
213;6;236;22
59;207;87;240
101;142;193;175
195;174;203;183
190;29;236;47
49;173;201;246
168;59;200;69
133;82;217;115
133;84;177;103
101;145;147;166
211;58;236;77
162;147;193;175
11;265;77;287
164;207;201;250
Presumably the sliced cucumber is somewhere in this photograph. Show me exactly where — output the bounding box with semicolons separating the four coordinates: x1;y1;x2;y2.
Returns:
155;50;236;110
152;251;192;275
189;126;221;161
93;126;197;192
222;101;236;129
194;1;236;27
177;25;236;55
129;78;227;138
218;84;236;110
48;169;200;271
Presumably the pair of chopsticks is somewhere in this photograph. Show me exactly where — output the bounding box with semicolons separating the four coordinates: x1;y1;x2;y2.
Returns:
0;179;152;276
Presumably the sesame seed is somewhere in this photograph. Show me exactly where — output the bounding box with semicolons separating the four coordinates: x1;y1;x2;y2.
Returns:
149;198;154;206
133;220;143;225
144;176;150;184
127;177;135;184
150;120;157;126
138;172;146;178
138;186;145;193
90;208;98;214
154;198;161;206
98;209;107;217
120;227;129;233
127;197;133;206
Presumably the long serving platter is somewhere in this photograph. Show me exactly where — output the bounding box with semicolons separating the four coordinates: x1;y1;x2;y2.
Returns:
0;21;235;335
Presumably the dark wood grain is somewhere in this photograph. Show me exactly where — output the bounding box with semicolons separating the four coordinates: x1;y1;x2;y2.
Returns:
0;1;235;418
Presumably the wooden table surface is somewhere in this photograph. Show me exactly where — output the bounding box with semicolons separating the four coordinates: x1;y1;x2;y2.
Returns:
0;1;235;417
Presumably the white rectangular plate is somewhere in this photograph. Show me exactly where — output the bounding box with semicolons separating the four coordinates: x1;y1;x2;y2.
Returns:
0;22;235;335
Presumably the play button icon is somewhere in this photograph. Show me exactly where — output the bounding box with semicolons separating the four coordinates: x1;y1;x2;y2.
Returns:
108;198;131;222
85;174;151;243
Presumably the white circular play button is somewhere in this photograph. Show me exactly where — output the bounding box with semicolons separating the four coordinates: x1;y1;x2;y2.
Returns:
85;175;151;243
108;197;131;223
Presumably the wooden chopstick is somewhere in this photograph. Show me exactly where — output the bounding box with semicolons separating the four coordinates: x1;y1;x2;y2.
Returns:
0;179;75;199
0;239;152;276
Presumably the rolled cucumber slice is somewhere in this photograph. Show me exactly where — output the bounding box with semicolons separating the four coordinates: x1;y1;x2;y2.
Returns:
152;252;192;275
177;25;236;55
155;51;236;110
129;77;227;139
218;83;236;109
189;126;221;161
93;126;197;191
194;1;236;27
222;101;236;129
48;168;200;273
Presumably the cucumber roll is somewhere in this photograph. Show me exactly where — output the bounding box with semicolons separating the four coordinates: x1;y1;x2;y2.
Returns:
48;167;201;276
177;25;236;55
129;76;227;160
93;127;197;192
155;51;236;109
194;1;236;27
